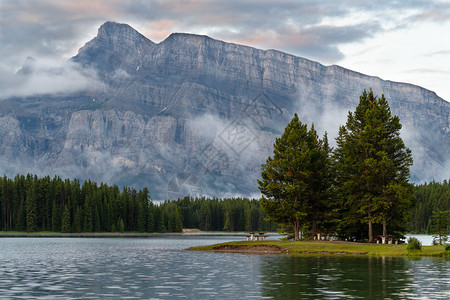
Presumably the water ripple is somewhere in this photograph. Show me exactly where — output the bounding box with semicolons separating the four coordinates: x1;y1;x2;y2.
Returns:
0;238;448;299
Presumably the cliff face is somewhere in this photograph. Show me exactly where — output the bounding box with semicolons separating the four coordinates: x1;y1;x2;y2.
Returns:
1;22;448;199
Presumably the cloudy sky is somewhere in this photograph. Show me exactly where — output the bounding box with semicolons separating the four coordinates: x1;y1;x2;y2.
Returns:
1;0;450;101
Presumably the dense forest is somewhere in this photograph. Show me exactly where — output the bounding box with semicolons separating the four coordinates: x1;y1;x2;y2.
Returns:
0;174;274;233
409;180;449;234
0;173;447;235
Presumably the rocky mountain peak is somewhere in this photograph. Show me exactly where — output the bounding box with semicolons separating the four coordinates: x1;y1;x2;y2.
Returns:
164;32;212;43
16;56;37;76
96;21;153;44
73;21;155;74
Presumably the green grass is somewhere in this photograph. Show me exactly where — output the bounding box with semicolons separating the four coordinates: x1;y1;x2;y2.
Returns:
187;240;450;257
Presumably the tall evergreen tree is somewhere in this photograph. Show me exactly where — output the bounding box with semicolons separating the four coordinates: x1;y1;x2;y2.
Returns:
51;200;61;232
26;185;37;232
147;204;155;232
431;210;449;245
61;204;71;233
334;89;414;242
16;199;26;231
258;113;332;240
73;206;83;233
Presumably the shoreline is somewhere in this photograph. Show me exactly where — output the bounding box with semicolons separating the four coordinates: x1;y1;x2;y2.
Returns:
0;232;253;238
187;240;450;257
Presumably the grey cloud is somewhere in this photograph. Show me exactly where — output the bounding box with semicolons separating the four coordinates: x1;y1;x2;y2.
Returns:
1;0;448;80
407;1;450;22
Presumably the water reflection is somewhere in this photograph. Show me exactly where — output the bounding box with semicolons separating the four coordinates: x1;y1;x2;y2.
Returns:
0;238;448;299
260;255;449;299
0;237;264;299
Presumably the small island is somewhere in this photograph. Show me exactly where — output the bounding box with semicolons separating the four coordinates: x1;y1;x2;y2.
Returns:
187;240;450;257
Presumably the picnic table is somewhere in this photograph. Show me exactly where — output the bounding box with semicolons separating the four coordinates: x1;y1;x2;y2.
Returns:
246;232;269;241
314;232;335;241
377;235;399;244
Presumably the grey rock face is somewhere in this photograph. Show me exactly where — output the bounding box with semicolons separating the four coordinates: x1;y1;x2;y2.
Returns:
1;21;448;199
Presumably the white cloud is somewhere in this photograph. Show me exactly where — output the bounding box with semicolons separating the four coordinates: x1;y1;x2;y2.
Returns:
0;58;105;99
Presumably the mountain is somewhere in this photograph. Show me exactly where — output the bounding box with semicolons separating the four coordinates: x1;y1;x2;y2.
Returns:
0;21;448;199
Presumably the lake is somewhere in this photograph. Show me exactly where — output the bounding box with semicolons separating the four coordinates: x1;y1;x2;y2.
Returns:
0;236;448;299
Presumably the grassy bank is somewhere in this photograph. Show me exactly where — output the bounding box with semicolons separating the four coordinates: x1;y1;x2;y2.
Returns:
187;240;450;257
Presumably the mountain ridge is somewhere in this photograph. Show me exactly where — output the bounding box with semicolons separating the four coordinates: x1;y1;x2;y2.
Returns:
1;21;448;199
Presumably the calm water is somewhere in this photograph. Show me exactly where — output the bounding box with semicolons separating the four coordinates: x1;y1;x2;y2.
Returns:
0;237;448;299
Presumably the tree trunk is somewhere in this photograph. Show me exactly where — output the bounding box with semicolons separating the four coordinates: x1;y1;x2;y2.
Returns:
383;221;387;237
368;212;373;243
312;218;317;238
293;219;300;241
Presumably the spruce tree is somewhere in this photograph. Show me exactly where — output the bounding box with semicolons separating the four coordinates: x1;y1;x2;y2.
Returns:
73;206;83;233
147;204;155;232
258;113;332;240
334;89;414;242
170;206;183;232
51;200;61;232
26;186;37;232
16;199;27;231
61;204;71;233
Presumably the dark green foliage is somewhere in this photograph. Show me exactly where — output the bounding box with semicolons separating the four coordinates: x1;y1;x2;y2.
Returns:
407;237;422;252
26;187;37;232
1;171;275;233
16;200;26;231
410;180;449;238
51;200;61;232
147;204;155;232
445;244;450;251
61;205;71;233
334;89;414;242
165;196;272;232
73;206;83;233
0;174;162;233
4;172;444;236
167;204;183;232
431;210;449;245
258;113;332;240
154;207;166;232
117;218;125;232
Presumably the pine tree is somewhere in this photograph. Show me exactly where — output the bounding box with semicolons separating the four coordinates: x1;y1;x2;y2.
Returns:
61;204;71;233
147;204;155;232
26;186;37;232
431;210;449;245
73;206;83;233
83;196;93;232
258;113;331;240
137;202;147;233
118;217;125;233
334;89;414;242
16;199;26;231
51;200;61;232
222;209;231;232
169;206;183;232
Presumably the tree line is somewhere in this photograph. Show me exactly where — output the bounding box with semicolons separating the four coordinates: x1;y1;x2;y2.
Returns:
0;172;446;236
409;180;449;242
170;196;275;232
0;174;167;233
0;174;274;233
